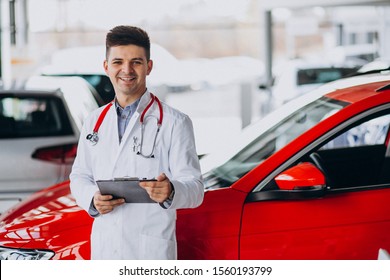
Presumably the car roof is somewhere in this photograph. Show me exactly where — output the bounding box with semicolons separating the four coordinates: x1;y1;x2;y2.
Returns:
357;57;390;74
320;72;390;103
1;75;94;92
0;88;61;96
274;58;358;72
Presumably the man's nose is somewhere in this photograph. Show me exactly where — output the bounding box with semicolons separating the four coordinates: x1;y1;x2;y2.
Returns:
122;62;134;74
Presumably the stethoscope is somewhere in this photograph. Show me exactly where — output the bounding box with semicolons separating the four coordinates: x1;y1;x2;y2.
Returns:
86;93;163;158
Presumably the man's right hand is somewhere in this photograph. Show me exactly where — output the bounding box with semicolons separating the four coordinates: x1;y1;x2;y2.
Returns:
93;191;125;215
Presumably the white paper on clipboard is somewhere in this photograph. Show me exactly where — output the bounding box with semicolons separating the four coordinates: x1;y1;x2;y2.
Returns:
96;177;156;203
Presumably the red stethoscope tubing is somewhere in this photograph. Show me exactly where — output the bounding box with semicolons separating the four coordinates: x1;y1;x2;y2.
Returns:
92;102;113;134
88;93;162;140
140;93;163;126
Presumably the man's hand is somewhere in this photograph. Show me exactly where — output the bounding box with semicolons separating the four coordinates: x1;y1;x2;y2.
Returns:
93;191;125;215
139;173;173;203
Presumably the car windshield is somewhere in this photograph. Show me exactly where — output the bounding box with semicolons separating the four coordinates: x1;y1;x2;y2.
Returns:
203;97;347;189
0;95;73;138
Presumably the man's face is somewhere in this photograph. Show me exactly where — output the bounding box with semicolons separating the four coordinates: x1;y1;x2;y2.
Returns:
104;44;153;99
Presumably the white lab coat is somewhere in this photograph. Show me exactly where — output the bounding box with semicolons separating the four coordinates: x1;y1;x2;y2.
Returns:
70;91;204;260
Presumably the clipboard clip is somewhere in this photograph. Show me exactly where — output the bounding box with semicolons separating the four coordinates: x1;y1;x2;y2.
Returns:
113;177;157;182
113;177;139;181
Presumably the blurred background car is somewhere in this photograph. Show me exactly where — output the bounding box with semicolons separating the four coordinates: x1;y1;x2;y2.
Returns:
0;76;99;214
263;58;359;108
356;57;390;74
326;43;379;67
1;71;390;260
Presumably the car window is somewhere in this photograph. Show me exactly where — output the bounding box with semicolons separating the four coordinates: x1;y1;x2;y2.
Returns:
281;109;390;190
81;75;114;104
203;97;347;189
297;68;357;86
0;95;73;138
322;114;390;149
255;108;390;195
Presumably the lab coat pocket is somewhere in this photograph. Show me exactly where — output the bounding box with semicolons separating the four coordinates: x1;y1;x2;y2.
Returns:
139;234;176;260
135;150;160;179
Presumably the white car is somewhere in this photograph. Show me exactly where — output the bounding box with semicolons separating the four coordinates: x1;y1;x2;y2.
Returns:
357;57;390;74
0;76;99;213
270;59;358;108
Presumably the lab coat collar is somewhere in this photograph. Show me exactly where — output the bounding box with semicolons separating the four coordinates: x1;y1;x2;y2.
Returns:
136;89;152;113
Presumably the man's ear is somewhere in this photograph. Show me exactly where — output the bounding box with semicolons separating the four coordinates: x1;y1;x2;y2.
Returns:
147;60;153;75
103;60;108;75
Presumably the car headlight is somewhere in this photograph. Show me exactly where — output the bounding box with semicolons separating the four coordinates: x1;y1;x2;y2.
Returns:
0;246;55;260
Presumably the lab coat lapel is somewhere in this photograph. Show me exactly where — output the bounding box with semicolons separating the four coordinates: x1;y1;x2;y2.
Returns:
101;106;121;178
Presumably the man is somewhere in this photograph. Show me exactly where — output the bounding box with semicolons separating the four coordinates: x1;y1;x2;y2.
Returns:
70;25;204;260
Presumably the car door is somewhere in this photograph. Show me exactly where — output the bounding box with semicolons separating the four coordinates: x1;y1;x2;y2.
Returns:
239;108;390;260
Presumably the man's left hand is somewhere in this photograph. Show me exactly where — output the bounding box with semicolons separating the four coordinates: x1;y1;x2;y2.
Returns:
139;173;173;203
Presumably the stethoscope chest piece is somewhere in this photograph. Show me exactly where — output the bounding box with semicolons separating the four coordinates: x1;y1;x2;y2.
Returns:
86;132;99;145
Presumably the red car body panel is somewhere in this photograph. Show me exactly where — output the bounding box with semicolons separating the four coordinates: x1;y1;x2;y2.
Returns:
325;80;381;103
177;188;247;260
1;77;390;260
240;188;390;259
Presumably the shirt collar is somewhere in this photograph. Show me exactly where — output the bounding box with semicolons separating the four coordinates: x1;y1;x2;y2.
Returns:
115;97;141;116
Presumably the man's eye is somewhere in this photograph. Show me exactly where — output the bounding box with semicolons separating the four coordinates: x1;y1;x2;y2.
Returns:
112;61;122;64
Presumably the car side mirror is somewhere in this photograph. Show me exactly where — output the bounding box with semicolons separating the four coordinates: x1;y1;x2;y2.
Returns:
275;162;326;191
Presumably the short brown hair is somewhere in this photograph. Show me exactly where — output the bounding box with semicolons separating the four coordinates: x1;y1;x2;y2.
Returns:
105;25;151;60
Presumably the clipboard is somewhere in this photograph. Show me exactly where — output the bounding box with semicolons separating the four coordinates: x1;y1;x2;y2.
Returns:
96;177;156;203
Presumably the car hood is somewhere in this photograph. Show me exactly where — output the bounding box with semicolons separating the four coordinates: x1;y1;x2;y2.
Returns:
0;181;92;249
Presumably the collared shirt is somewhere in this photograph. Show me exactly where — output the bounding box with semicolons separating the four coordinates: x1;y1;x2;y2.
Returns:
115;98;140;143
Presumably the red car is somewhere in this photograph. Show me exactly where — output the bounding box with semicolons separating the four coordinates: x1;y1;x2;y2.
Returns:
1;72;390;260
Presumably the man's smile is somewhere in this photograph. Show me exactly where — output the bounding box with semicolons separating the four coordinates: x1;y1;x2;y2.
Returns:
118;76;137;83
